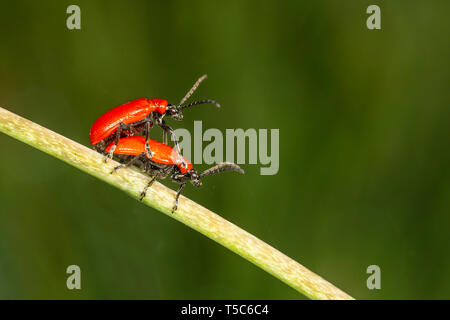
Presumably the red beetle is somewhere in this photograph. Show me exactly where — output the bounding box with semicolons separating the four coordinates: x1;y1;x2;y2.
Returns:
90;74;220;161
105;136;244;212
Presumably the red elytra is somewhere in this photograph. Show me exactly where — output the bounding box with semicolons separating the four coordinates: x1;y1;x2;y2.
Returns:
105;135;193;174
89;98;168;145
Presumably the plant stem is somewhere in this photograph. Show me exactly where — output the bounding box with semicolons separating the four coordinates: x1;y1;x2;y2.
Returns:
0;106;354;300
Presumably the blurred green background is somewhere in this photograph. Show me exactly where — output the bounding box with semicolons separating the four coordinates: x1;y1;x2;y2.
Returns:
0;1;449;299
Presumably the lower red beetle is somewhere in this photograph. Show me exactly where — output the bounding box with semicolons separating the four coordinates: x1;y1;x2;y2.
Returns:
105;136;244;212
89;74;220;162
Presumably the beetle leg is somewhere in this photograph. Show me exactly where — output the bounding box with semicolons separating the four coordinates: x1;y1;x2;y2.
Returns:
104;122;128;162
144;115;154;159
172;183;186;213
104;144;116;162
160;120;187;168
139;176;157;200
110;152;145;174
160;120;179;151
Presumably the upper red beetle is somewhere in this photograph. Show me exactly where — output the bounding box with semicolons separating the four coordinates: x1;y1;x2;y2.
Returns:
89;74;220;161
105;136;244;212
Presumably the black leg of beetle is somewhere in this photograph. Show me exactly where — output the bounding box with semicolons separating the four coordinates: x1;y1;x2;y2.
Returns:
144;119;153;159
104;122;128;162
105;116;154;162
139;176;156;200
160;120;187;166
172;183;186;213
110;152;145;174
160;121;180;152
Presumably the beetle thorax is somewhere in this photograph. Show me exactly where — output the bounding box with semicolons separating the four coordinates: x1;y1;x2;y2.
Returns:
149;98;169;115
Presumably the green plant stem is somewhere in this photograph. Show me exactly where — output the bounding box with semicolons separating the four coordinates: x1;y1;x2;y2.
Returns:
0;106;354;300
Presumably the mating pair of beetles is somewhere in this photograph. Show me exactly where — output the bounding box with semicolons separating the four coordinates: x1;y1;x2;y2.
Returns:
89;75;244;212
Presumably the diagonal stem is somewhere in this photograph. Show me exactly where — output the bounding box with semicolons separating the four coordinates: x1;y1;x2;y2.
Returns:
0;106;354;300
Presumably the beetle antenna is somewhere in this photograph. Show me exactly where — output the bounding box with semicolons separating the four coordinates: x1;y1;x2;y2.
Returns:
199;162;244;178
178;99;221;110
178;74;208;106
